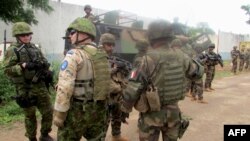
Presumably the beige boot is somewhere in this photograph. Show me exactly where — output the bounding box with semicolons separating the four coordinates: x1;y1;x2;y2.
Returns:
112;135;129;141
209;87;215;91
190;97;196;101
204;88;211;92
197;99;208;104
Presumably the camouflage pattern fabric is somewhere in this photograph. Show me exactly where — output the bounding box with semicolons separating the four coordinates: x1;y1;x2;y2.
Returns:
230;49;239;73
244;49;250;70
57;101;108;141
239;50;245;72
191;78;203;100
21;83;53;139
3;42;53;139
138;103;181;141
204;65;215;89
121;43;201;141
55;43;110;140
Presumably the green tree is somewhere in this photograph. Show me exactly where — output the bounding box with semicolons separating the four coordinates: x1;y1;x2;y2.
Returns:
241;4;250;24
0;0;53;25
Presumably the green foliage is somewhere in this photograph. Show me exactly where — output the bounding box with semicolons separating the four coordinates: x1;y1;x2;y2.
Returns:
0;0;53;25
0;101;23;125
241;4;250;24
0;63;15;103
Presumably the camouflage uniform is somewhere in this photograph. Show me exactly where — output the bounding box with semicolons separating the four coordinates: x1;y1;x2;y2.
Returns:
132;39;149;67
230;46;240;74
84;4;96;22
100;33;129;141
244;48;250;70
53;18;111;141
202;44;223;91
3;22;53;141
121;20;203;141
239;48;245;72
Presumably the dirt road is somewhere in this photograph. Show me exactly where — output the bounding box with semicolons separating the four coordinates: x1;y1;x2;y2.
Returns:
1;73;250;141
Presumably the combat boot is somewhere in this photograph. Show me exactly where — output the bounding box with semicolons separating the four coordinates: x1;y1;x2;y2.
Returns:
29;137;37;141
209;87;215;91
190;97;196;101
204;88;211;92
112;135;129;141
197;99;208;104
39;134;53;141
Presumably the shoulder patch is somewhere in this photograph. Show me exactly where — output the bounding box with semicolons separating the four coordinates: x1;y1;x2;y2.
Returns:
60;60;68;70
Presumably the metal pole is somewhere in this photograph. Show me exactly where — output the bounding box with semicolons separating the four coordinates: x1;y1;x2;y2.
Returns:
4;29;6;52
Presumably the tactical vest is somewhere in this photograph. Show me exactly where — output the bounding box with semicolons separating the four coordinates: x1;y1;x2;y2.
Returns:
205;52;218;66
150;48;186;105
13;43;46;82
76;45;111;101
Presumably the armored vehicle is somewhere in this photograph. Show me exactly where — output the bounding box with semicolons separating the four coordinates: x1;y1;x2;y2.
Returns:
64;10;147;63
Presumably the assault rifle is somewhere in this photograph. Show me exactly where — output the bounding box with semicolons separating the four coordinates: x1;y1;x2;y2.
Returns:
205;53;223;67
14;44;54;91
108;56;132;77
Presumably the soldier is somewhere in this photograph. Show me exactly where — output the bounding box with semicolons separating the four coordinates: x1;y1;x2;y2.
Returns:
132;39;149;67
203;43;223;92
99;33;129;141
3;22;53;141
244;48;250;70
53;18;111;141
230;46;240;74
83;4;96;22
239;47;245;72
121;19;203;141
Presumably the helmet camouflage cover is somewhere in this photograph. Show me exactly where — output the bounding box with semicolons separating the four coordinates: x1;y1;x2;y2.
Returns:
84;4;92;10
67;17;96;39
208;43;215;48
100;33;115;44
135;39;149;51
147;19;174;42
12;22;33;37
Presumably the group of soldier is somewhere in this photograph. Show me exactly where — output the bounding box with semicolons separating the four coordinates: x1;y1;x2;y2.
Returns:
2;4;226;141
231;45;250;74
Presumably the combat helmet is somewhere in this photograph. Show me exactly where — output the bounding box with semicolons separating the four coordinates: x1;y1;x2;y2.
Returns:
12;22;33;37
208;43;215;48
84;4;92;10
147;19;174;44
135;39;149;51
67;17;96;39
100;33;115;44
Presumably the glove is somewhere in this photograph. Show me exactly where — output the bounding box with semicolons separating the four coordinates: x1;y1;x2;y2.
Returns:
44;70;53;83
53;110;67;128
25;62;42;71
121;112;129;124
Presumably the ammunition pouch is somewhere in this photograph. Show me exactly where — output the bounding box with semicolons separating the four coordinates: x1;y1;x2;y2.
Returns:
134;92;149;113
178;118;190;139
145;86;161;112
13;94;37;108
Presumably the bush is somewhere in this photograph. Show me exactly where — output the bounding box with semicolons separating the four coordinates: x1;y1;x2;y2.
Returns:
0;63;16;103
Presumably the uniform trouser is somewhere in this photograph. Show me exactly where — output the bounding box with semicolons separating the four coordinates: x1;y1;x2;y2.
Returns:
239;59;245;71
231;59;238;73
185;79;192;93
57;100;108;141
138;103;181;141
107;93;123;136
16;83;53;139
245;60;249;70
205;66;215;89
191;78;203;100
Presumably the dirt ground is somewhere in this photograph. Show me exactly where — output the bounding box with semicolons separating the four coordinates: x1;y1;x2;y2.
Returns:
1;72;250;141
